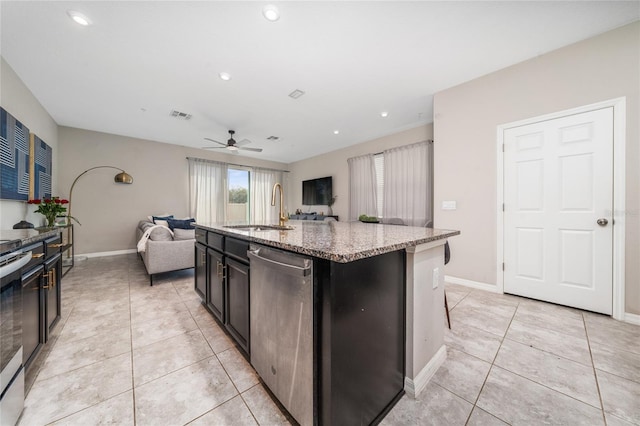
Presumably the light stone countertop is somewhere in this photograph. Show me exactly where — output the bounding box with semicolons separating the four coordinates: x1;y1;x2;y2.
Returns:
0;227;62;246
196;220;460;263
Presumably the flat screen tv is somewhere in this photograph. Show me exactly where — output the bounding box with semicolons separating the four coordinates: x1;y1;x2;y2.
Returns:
302;176;332;205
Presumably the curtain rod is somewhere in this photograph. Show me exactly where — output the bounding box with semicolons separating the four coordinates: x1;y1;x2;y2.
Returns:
371;139;434;156
186;157;290;173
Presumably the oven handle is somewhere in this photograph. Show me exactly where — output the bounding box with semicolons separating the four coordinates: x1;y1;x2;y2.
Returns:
0;251;32;279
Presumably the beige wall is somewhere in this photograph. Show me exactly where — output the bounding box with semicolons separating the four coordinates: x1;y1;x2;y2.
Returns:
0;57;59;229
287;125;433;220
58;127;287;255
433;22;640;314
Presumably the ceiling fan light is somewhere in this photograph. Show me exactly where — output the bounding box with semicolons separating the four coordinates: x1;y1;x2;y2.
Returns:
227;145;239;151
262;5;280;22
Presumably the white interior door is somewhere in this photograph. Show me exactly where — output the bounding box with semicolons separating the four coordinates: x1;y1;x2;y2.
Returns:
503;107;613;314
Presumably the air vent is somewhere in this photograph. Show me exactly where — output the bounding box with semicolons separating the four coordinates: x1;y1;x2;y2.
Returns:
170;110;192;120
288;89;305;99
267;136;279;141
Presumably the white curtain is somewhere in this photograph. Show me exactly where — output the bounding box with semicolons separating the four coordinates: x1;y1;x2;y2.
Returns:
383;141;432;227
250;168;283;224
347;154;378;221
188;158;228;223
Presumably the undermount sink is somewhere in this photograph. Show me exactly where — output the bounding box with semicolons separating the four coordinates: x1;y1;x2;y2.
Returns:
224;224;295;231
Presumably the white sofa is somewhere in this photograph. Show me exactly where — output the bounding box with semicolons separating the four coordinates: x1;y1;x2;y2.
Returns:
136;219;195;285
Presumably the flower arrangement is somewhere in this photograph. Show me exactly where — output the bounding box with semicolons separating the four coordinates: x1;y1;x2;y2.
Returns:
28;197;80;227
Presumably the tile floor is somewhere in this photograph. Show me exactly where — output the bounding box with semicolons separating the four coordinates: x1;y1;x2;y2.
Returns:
18;254;640;425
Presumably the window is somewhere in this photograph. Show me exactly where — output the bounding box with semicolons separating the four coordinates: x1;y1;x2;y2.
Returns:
188;157;284;224
374;153;384;218
228;168;250;222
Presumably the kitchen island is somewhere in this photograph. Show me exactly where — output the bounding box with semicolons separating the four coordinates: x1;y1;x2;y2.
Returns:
194;220;459;425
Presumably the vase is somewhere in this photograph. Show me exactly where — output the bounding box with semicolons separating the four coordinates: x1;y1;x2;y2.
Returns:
46;215;56;227
328;206;333;216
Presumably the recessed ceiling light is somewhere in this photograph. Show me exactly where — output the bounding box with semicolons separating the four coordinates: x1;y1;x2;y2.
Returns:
262;5;280;22
333;130;340;135
219;72;231;81
380;111;389;118
67;10;91;26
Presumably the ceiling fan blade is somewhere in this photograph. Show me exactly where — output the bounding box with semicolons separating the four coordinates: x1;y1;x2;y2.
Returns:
202;146;227;150
238;146;263;152
236;138;252;147
204;137;227;146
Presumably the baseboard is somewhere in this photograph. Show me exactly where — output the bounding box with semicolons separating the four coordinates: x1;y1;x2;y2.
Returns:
78;249;137;259
624;312;640;325
444;275;498;293
404;345;446;398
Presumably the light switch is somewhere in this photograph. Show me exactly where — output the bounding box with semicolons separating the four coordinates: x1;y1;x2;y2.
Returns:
432;267;439;289
442;201;457;210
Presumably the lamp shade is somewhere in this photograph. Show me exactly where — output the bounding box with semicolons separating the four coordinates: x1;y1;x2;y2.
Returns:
114;171;133;184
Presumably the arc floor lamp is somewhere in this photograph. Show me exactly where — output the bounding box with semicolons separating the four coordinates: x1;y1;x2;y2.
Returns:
65;166;133;264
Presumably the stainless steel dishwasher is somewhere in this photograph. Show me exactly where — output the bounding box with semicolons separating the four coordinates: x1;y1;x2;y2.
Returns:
248;244;313;426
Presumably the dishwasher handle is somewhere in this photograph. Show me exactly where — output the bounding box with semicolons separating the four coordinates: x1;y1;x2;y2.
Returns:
248;249;311;277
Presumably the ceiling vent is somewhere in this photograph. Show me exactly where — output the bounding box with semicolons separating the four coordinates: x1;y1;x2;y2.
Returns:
288;89;305;99
170;110;192;120
267;136;279;141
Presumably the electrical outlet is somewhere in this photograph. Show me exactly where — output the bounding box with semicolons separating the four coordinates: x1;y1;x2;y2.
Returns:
432;267;439;289
442;201;457;210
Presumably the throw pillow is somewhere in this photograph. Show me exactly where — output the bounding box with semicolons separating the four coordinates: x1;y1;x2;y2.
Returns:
166;218;196;230
152;214;174;223
148;214;173;222
173;228;196;240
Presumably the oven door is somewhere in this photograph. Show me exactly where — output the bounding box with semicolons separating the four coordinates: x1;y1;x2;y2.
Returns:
1;250;30;426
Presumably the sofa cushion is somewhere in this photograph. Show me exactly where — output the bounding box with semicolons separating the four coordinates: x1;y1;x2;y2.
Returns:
167;218;195;230
173;228;196;240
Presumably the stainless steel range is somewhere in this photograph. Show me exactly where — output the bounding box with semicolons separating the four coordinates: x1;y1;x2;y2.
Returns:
0;238;31;426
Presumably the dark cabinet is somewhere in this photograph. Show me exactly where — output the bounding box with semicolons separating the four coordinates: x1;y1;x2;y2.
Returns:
22;266;43;369
207;248;225;322
194;243;207;300
44;253;62;338
21;230;64;373
225;258;250;353
194;230;251;355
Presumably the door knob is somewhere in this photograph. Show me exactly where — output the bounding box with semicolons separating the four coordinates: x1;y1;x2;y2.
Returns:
597;218;608;226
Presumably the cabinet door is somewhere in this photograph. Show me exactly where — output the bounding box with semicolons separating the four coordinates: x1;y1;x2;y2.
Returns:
207;248;224;322
22;266;44;369
44;254;62;338
225;258;250;353
194;243;207;301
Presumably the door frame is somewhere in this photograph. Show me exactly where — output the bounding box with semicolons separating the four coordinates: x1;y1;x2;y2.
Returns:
496;97;626;320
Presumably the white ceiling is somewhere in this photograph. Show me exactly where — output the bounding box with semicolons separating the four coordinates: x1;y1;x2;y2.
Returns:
1;1;638;163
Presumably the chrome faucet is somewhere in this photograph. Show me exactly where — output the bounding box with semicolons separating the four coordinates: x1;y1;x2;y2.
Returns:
271;183;287;227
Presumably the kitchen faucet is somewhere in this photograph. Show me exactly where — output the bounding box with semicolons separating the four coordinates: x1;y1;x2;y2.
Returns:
271;183;287;227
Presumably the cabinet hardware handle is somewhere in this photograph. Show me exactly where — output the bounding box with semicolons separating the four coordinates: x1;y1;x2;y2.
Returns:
43;271;51;289
32;253;44;258
49;243;63;248
201;252;206;264
52;268;56;287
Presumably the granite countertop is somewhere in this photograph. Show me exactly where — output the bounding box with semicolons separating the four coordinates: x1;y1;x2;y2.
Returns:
197;220;460;263
0;227;63;246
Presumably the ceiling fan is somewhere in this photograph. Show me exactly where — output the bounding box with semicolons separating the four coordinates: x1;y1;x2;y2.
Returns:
203;130;263;153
